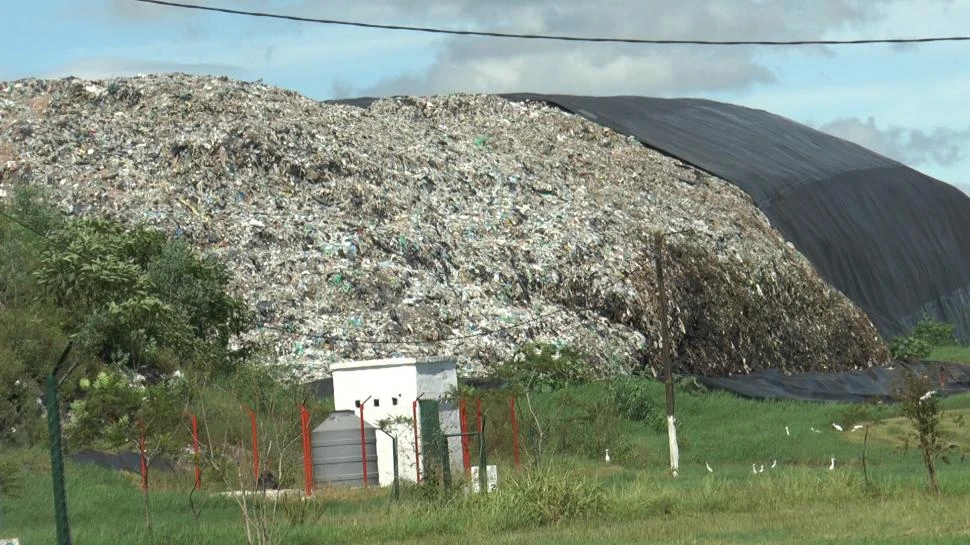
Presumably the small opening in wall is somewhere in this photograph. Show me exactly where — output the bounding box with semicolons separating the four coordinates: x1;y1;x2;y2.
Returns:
373;398;380;407
392;397;399;406
354;400;361;408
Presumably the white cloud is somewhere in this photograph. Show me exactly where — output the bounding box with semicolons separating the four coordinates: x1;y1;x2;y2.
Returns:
295;0;948;96
818;116;970;168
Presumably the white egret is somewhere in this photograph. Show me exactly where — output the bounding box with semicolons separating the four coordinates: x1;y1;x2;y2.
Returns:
829;457;836;470
605;449;611;464
771;460;777;469
920;390;937;402
705;462;713;473
851;424;864;432
785;426;790;436
832;423;844;432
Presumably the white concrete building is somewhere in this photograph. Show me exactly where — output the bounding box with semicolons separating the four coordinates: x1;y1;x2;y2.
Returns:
330;355;462;487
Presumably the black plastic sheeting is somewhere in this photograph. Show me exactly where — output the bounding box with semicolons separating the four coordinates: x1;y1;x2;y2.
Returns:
310;364;970;403
333;94;970;341
695;361;970;402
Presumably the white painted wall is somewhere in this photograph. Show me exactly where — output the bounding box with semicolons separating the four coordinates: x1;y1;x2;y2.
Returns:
329;356;460;487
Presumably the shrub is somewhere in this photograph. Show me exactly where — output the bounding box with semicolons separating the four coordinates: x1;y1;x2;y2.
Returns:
66;369;188;454
492;466;607;527
896;371;947;495
494;342;594;392
607;377;664;431
890;316;957;360
889;335;931;360
911;316;956;346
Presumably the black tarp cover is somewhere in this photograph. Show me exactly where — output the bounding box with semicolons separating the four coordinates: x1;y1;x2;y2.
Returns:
309;364;970;403
334;94;970;341
695;361;970;402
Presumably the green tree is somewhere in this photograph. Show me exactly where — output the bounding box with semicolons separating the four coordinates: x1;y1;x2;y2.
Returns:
33;216;250;374
0;187;251;446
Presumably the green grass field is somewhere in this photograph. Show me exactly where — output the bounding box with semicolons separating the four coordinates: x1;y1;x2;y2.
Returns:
930;345;970;365
5;371;970;545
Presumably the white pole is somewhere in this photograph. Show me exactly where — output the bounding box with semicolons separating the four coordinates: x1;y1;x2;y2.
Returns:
667;415;679;477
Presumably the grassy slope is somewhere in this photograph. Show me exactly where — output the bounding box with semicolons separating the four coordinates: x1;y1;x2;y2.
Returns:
5;380;970;545
929;345;970;364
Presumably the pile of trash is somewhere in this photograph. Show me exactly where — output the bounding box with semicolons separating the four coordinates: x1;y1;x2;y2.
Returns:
0;74;888;377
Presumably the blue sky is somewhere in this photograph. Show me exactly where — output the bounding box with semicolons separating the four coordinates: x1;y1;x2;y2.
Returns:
2;0;968;188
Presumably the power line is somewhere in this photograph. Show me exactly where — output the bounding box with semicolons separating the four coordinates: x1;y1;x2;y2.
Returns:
134;0;970;47
0;209;94;262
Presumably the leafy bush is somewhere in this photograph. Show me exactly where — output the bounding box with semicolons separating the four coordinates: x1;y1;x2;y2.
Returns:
896;371;948;494
889;316;958;360
494;342;594;392
34;216;250;374
1;188;255;448
910;316;956;346
66;369;188;454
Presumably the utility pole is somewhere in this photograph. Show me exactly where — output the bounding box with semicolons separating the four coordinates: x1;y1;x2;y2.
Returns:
654;231;689;478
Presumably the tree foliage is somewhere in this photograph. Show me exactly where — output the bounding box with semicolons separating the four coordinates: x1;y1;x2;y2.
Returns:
494;342;594;393
0;187;252;446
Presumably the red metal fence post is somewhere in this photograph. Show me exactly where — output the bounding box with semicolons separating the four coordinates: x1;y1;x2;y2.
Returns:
246;405;259;482
190;412;201;489
412;399;421;483
459;399;471;474
509;396;520;468
138;418;148;492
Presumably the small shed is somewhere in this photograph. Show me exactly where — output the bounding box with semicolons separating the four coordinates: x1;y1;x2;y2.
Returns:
330;355;462;487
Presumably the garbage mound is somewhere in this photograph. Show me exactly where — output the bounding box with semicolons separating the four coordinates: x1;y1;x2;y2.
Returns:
0;74;888;377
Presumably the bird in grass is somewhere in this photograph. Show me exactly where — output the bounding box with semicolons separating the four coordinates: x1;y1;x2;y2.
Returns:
759;464;765;473
752;463;758;474
920;390;937;402
705;462;713;473
832;423;844;432
810;427;822;434
851;424;865;432
605;449;611;464
785;426;790;436
771;460;777;469
829;456;836;470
